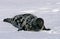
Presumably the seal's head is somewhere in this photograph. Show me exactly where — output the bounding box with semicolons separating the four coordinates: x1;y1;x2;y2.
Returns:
36;18;44;26
35;18;51;31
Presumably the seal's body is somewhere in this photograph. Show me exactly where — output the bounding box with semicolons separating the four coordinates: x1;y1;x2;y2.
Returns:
3;14;50;31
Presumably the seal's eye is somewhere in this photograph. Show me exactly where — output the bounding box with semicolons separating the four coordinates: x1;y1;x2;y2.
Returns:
36;18;44;26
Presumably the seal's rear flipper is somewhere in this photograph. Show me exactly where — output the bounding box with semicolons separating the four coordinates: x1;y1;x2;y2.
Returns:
3;18;8;22
3;18;12;23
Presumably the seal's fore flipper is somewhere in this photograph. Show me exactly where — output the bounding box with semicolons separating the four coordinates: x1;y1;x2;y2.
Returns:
43;26;51;31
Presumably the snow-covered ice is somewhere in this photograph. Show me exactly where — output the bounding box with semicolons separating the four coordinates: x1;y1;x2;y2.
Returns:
0;0;60;39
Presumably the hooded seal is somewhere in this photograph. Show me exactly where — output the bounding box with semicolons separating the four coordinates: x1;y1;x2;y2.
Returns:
3;14;50;31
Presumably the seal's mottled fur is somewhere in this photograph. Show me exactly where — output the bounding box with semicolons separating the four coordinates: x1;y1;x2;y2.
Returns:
3;14;50;31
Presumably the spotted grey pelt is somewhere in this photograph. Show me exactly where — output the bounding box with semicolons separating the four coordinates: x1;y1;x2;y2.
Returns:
3;14;51;31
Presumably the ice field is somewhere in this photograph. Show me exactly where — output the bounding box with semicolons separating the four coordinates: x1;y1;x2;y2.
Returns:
0;0;60;39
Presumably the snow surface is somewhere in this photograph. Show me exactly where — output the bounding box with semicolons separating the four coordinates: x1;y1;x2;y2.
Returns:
0;0;60;39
